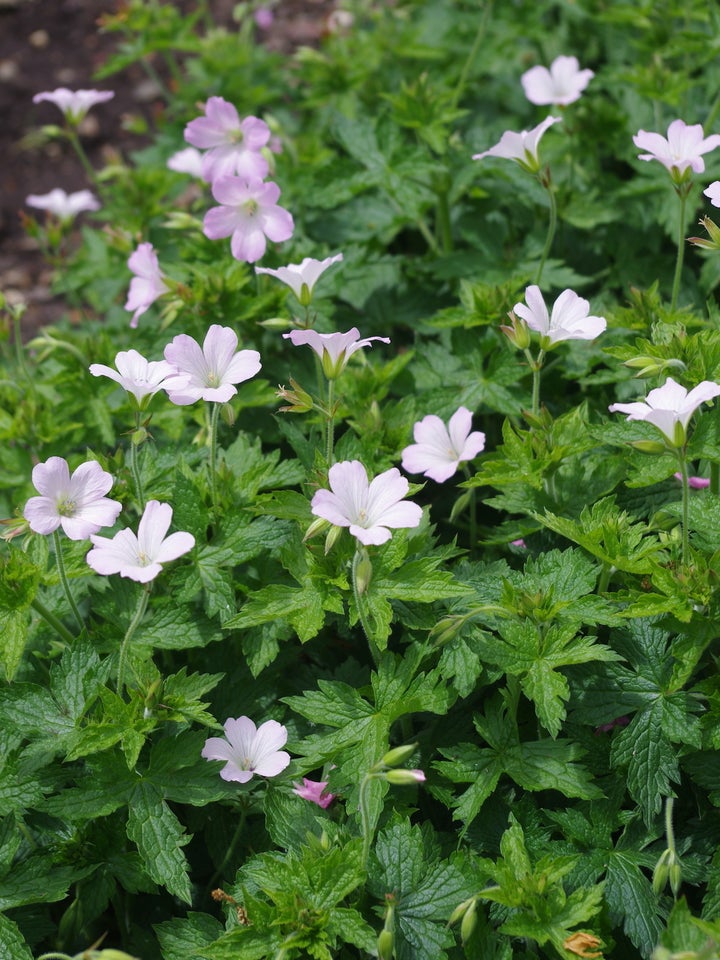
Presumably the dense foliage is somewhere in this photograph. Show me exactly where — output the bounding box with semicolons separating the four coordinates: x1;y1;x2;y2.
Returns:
3;1;720;958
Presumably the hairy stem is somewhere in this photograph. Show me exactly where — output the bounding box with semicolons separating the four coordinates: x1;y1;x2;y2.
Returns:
209;401;221;512
130;411;145;512
31;596;76;644
325;378;335;466
671;189;689;310
677;450;690;565
52;529;84;631
117;584;151;698
536;177;557;287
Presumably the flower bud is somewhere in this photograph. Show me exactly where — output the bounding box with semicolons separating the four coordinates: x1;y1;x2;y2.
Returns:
380;743;418;768
460;898;478;945
258;316;293;331
631;440;669;455
377;928;394;960
501;312;532;350
303;516;330;541
384;768;426;785
353;548;373;595
324;523;343;555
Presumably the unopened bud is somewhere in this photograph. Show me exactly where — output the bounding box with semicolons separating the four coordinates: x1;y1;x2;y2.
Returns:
631;440;669;455
501;312;531;350
131;427;148;446
324;524;343;555
258;316;293;331
377;928;394;960
74;951;140;960
380;744;418;768
303;516;330;542
354;549;372;595
448;897;475;927
384;768;426;785
460;898;477;945
430;615;464;646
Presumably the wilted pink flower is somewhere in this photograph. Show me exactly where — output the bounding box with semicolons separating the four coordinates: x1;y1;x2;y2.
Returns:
473;116;562;173
609;377;720;447
292;777;335;808
201;716;290;783
87;500;193;582
167;146;204;178
704;181;720;207
203;177;294;263
283;327;390;379
634;119;720;179
510;538;527;549
125;242;170;329
594;716;630;735
32;87;114;124
674;472;710;489
24;457;122;541
26;188;100;221
89;349;182;405
185;97;270;183
512;284;606;348
311;460;423;546
256;253;343;304
521;55;594;107
163;324;261;405
401;407;485;483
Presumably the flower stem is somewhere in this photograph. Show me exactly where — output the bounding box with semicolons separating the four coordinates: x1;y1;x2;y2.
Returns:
450;0;493;109
671;189;689;310
711;461;719;496
52;529;84;632
462;465;477;559
31;596;76;644
325;379;335;466
352;548;381;666
130;411;145;512
665;796;676;854
436;185;453;254
209;401;221;512
677;450;690;565
535;175;557;287
203;802;247;898
117;584;151;698
358;772;377;868
525;348;546;417
64;126;97;182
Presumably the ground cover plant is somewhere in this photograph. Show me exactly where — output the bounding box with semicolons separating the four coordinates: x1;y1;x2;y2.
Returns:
3;0;720;957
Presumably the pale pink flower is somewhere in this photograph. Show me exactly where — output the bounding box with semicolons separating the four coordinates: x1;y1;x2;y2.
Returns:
89;349;181;405
86;500;194;583
609;377;720;447
125;242;171;329
704;181;720;207
512;284;606;348
292;777;335;808
283;327;390;379
254;7;274;29
255;253;343;304
24;457;122;541
634;119;720;178
473;116;562;172
201;716;290;784
32;87;114;124
311;460;423;546
203;177;294;263
167;147;204;178
521;55;594;107
674;472;710;489
401;407;485;483
26;188;100;221
163;324;261;405
185;97;270;183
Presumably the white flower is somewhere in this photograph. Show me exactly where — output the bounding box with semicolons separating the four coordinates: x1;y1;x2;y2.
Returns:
704;181;720;207
167;147;204;178
125;243;171;329
311;460;423;546
201;716;291;783
283;327;389;379
521;55;594;107
32;87;114;124
255;253;343;305
26;188;100;221
473;116;562;173
609;377;720;447
89;349;182;405
86;500;195;583
401;407;486;483
512;285;606;349
634;119;720;179
24;457;122;541
162;324;261;405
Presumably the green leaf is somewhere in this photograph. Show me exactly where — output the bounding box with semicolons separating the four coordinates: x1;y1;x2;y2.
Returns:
0;609;29;682
611;702;680;823
155;912;224;960
126;781;192;903
0;912;33;960
604;852;664;955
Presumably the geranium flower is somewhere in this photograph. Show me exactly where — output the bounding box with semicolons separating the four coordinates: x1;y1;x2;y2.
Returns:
401;407;486;483
24;457;122;541
32;87;114;124
203;177;294;263
473;116;562;173
201;716;291;783
125;242;171;329
609;377;720;447
184;97;270;183
634;119;720;179
512;285;606;349
292;777;335;808
704;181;720;207
674;472;710;489
283;327;390;379
310;460;423;546
26;188;100;221
86;500;194;583
521;55;594;107
167;147;204;178
163;324;261;405
255;253;344;305
89;349;182;405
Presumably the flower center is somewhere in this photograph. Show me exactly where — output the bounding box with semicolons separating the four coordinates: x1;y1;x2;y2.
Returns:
357;508;368;525
243;199;259;218
56;497;76;517
206;370;221;387
137;551;151;567
229;128;245;144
